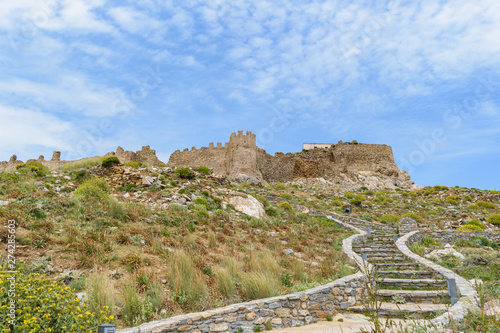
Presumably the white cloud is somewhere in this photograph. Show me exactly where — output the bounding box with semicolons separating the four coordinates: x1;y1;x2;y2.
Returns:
0;0;115;34
0;76;134;117
0;105;75;155
108;6;162;34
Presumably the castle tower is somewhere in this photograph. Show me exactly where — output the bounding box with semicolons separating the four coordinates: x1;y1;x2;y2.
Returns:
226;130;262;180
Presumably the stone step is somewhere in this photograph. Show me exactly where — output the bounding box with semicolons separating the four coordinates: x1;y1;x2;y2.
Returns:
352;247;398;252
377;290;449;303
356;240;396;245
374;263;418;269
367;234;398;239
368;257;406;262
376;278;447;288
376;270;436;279
349;302;448;318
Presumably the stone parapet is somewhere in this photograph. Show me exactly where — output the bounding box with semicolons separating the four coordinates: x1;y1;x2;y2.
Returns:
396;231;478;328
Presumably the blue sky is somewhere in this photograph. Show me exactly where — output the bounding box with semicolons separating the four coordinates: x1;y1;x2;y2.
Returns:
1;0;499;190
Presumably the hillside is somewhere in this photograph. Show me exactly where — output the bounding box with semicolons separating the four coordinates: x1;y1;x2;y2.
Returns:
1;157;499;331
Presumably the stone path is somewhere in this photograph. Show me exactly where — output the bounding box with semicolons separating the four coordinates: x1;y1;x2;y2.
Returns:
336;221;451;319
269;313;417;333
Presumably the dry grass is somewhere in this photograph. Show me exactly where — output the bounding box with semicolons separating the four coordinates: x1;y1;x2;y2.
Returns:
62;156;102;171
167;250;208;309
241;271;280;299
249;250;280;277
87;269;115;315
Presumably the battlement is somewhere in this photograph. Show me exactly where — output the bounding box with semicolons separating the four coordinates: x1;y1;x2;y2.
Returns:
167;131;409;187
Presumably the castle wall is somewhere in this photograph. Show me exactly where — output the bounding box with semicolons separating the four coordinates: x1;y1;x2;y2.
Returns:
257;150;296;182
167;146;228;175
167;132;403;183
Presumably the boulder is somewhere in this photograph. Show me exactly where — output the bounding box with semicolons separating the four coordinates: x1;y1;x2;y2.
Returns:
227;195;266;218
485;299;500;319
425;244;465;260
235;174;263;185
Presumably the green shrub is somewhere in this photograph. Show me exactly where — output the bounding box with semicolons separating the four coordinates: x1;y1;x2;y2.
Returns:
280;193;293;200
445;198;459;205
278;202;293;212
457;225;483;231
197;166;211;175
0;270;114;332
73;178;111;202
486;214;500;226
201;190;210;197
16;161;48;176
464;220;486;230
101;156;120;167
193;198;209;207
344;192;354;199
477;201;495;209
119;183;137;192
274;183;286;190
265;207;277;217
467;203;479;210
350;199;362;206
353;194;366;201
409;242;425;256
331;198;342;206
379;214;399;224
421;235;438;247
196;211;209;219
254;196;269;207
124;161;142;169
176;168;196;179
402;212;423;223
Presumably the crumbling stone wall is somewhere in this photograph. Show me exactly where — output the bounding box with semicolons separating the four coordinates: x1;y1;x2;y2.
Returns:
0;145;165;172
106;145;163;167
168;131;408;184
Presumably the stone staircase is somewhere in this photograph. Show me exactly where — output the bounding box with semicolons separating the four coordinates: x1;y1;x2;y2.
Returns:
349;230;452;319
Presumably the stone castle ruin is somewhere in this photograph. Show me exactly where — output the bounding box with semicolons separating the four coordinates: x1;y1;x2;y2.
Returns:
168;131;415;187
0;146;163;172
0;131;416;189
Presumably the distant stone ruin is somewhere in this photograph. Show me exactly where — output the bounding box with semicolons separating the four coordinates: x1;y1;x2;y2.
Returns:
168;131;415;186
105;145;163;167
0;146;163;172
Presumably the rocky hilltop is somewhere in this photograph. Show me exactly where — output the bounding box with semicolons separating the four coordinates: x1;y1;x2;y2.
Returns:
0;131;418;190
168;131;419;190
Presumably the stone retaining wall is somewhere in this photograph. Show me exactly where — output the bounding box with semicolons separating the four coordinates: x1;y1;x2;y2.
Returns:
330;213;396;233
118;273;364;333
396;231;478;328
117;217;370;333
416;230;500;243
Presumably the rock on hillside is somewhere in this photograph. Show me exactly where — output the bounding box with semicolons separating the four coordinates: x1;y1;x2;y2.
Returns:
227;194;266;218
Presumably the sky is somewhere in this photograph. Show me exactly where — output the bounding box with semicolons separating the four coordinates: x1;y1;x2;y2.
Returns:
0;0;499;190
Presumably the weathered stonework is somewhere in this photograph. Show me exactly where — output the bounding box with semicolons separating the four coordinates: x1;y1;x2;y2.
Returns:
399;217;418;235
0;146;164;172
117;273;364;333
105;145;163;167
397;231;478;327
168;131;414;187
